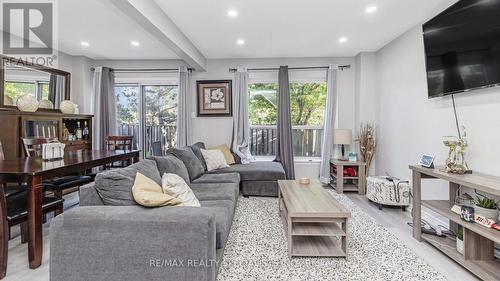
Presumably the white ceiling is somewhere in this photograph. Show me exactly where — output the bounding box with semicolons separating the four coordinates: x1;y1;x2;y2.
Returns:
155;0;458;58
57;0;179;60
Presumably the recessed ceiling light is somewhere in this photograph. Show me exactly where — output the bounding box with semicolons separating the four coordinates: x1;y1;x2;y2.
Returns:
236;39;245;45
338;37;348;43
227;9;238;17
131;41;140;46
80;41;90;47
365;6;377;14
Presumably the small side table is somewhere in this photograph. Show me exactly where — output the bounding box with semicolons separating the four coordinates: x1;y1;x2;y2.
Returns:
329;160;367;194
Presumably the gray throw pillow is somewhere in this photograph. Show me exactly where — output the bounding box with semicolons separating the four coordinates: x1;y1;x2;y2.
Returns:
168;147;205;181
189;142;207;171
94;159;161;206
153;154;191;184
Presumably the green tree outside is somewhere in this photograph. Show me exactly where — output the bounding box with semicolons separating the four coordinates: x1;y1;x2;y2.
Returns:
248;82;327;126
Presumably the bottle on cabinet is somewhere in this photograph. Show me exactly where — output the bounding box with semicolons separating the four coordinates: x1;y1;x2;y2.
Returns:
82;121;89;140
75;121;83;140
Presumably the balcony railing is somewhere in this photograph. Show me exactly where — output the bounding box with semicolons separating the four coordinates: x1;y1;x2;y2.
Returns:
117;123;176;156
117;123;323;158
250;125;324;157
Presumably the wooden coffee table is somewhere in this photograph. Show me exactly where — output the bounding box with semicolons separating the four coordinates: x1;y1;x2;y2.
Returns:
278;179;351;258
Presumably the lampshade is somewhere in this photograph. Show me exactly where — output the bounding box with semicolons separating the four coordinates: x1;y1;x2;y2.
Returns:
333;129;352;145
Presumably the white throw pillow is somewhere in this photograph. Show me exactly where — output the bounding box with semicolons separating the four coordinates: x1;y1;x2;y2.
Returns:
201;148;229;171
162;173;201;207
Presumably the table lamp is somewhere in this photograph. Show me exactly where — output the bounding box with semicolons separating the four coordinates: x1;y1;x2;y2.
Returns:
333;129;352;161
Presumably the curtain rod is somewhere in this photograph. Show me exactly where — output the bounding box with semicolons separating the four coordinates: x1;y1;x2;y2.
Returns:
89;67;193;73
228;65;351;72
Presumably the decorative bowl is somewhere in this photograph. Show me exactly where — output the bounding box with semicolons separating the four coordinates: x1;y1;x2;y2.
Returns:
16;95;39;112
38;99;54;109
60;100;76;114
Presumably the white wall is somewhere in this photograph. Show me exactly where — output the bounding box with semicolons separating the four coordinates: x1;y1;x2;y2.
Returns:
191;57;355;179
354;52;378;174
374;25;500;200
82;57;356;179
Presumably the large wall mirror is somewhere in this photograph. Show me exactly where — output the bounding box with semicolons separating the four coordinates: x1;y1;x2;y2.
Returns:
0;56;71;110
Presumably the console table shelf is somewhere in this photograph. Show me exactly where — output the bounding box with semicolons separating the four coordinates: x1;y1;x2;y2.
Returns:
410;165;500;281
422;200;500;244
422;234;500;281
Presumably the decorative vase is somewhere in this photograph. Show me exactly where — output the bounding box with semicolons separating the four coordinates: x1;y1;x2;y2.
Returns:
16;95;39;112
456;238;464;255
38;99;54;109
60;100;76;114
473;205;499;219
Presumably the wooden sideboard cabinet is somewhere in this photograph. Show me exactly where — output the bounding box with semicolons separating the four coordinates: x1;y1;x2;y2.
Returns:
0;109;93;159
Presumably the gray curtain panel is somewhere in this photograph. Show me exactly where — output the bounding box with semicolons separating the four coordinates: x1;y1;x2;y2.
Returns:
176;66;192;147
91;67;117;150
274;66;295;179
319;64;339;183
48;74;65;108
231;66;255;164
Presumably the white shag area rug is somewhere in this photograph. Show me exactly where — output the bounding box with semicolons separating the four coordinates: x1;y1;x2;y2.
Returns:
217;191;446;281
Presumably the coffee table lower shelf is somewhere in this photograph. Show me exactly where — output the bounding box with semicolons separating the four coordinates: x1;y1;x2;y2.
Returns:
291;236;346;257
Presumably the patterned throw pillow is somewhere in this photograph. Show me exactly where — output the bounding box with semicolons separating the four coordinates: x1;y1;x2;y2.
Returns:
132;172;182;207
200;149;229;171
162;173;201;207
211;144;236;165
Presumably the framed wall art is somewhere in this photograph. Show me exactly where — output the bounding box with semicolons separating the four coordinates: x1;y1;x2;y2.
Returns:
196;80;232;117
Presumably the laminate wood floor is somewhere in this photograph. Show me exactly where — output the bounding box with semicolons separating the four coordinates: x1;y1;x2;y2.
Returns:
3;191;480;281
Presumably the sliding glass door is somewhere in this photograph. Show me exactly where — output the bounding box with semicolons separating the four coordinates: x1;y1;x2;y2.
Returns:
115;84;178;157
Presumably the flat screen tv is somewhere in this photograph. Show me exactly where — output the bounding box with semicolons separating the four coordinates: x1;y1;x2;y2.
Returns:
423;0;500;98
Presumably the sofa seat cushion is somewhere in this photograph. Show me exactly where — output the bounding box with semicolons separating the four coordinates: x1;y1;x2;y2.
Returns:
206;161;286;181
200;199;235;249
95;159;161;206
153;155;191;184
190;183;239;202
191;173;240;185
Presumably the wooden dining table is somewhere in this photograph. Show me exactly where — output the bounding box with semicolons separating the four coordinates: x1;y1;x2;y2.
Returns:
0;149;140;269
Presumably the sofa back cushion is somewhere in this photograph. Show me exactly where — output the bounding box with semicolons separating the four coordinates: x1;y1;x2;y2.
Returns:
168;147;205;181
189;142;207;171
154;154;191;184
94;159;161;206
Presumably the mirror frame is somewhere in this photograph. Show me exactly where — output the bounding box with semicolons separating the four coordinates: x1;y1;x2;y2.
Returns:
0;55;71;111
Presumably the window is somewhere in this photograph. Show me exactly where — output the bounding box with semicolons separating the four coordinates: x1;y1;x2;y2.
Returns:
4;81;51;103
4;81;36;102
248;81;327;158
115;84;178;157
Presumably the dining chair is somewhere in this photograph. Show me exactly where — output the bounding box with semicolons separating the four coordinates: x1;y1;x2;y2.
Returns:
151;141;162;157
0;141;64;279
105;135;134;168
22;138;91;209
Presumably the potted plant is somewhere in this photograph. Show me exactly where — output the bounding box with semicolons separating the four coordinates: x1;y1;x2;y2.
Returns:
456;228;464;255
474;196;499;219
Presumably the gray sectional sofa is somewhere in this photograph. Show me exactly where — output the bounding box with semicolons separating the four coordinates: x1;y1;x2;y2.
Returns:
50;142;285;281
